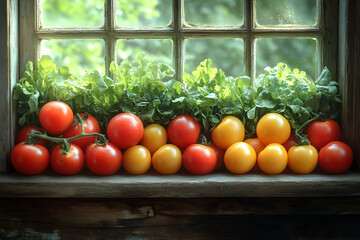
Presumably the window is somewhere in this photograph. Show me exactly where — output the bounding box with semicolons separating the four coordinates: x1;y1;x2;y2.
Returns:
20;0;337;81
1;0;359;198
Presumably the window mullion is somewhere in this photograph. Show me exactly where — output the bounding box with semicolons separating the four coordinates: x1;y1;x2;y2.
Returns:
20;0;39;73
105;0;116;76
173;0;184;81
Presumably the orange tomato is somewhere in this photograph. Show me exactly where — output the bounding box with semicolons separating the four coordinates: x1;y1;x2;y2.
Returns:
256;113;291;145
244;138;266;156
288;145;318;174
224;142;257;174
152;144;182;175
257;143;288;174
211;116;245;149
140;124;167;155
123;145;151;175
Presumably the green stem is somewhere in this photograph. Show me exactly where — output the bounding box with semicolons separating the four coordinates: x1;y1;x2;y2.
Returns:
27;113;108;154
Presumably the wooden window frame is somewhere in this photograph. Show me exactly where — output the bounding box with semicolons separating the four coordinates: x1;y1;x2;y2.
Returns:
0;0;359;198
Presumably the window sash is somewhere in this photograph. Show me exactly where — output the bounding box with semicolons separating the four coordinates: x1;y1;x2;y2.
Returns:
20;0;335;81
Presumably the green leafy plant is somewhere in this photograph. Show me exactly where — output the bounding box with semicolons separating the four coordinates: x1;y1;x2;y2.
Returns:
13;56;341;145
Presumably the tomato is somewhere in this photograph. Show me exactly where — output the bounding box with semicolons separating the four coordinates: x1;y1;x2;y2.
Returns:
140;124;167;155
167;115;200;149
306;120;341;149
318;141;353;174
208;143;225;171
39;101;74;135
11;143;49;175
50;144;84;175
224;142;256;174
123;145;151;175
85;142;122;176
16;125;48;146
256;113;291;145
244;138;265;156
107;113;144;149
182;144;216;175
211;116;245;149
288;145;318;174
282;133;298;151
63;114;101;151
152;144;182;175
257;143;288;174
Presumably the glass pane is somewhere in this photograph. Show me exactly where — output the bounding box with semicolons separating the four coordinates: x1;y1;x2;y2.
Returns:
184;0;244;26
41;39;105;76
116;0;171;27
117;39;172;66
256;38;317;79
185;38;245;76
256;0;318;26
40;0;104;28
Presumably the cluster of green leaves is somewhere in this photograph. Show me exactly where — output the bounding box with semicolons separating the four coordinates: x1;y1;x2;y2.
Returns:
13;56;341;144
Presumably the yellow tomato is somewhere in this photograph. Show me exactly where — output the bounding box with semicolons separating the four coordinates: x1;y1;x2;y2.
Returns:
152;144;182;175
140;124;167;155
123;145;151;175
224;142;256;174
288;145;318;174
244;138;266;156
256;113;291;145
257;143;288;174
211;116;245;149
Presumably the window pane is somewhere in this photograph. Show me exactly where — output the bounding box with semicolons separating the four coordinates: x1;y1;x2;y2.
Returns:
41;39;105;76
256;38;317;79
40;0;104;28
185;38;245;76
116;0;171;27
256;0;318;27
184;0;244;27
116;39;172;66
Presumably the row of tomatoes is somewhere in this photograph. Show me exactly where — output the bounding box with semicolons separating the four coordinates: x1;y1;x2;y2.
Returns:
11;101;353;176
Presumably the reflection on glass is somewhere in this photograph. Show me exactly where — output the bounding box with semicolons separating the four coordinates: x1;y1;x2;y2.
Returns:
184;0;244;26
40;0;104;27
116;0;171;27
256;38;317;79
256;0;317;26
116;39;172;66
185;38;245;76
41;39;105;76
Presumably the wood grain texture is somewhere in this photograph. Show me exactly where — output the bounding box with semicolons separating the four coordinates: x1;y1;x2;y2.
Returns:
339;0;360;169
0;0;18;173
1;170;360;198
0;198;360;239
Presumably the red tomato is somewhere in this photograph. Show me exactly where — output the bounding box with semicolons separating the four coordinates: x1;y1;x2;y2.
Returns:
282;133;298;151
85;142;122;175
318;141;353;174
106;113;143;149
63;114;101;151
11;143;49;175
306;120;341;149
208;143;225;171
39;101;74;135
50;144;84;175
16;125;48;146
182;144;216;175
167;115;200;149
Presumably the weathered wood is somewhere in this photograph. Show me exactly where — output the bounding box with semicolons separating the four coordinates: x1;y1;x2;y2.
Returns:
0;198;360;239
1;170;360;198
0;0;18;173
339;0;360;169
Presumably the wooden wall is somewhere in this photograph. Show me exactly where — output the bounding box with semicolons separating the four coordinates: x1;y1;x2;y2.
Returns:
1;197;360;239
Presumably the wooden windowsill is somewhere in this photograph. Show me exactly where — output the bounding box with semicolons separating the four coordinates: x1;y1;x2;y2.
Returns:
1;169;360;198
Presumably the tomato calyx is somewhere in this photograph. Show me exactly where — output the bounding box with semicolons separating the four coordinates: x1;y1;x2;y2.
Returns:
27;113;108;154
